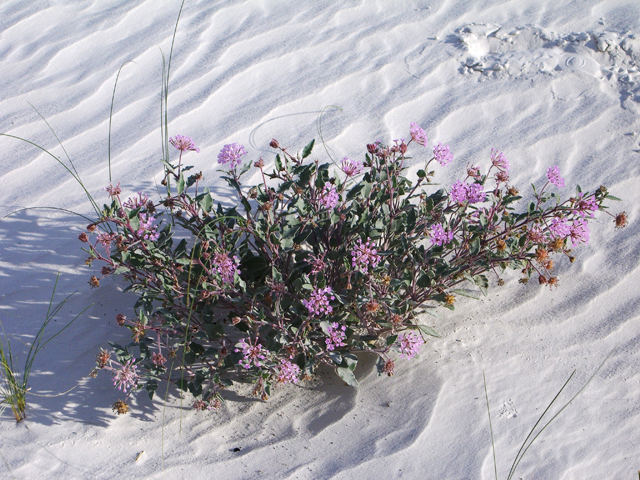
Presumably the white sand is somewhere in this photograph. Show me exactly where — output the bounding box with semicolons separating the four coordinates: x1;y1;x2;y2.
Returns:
1;0;639;478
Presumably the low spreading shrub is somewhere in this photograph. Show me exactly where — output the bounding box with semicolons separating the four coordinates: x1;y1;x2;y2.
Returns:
83;124;625;411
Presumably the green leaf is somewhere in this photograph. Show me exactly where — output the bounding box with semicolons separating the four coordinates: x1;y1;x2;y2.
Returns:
145;380;158;400
452;288;480;300
302;139;315;159
418;325;440;337
275;154;283;171
238;161;252;178
336;366;359;387
605;194;621;201
177;173;185;195
386;334;398;346
199;192;213;213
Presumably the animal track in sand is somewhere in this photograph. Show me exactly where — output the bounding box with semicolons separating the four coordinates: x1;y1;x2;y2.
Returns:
452;23;640;110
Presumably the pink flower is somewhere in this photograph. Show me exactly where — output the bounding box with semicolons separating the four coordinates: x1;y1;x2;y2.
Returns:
302;287;335;317
152;352;167;367
433;143;453;166
123;192;150;210
137;213;159;241
351;237;381;273
96;232;117;254
104;182;122;197
235;338;267;370
276;359;300;384
409;122;428;146
490;148;509;171
548;217;571;239
325;322;347;351
569;219;590;245
341;157;363;176
429;224;453;246
547;165;565;188
467;183;486;203
398;332;424;359
319;184;339;210
170;135;200;153
112;359;139;393
213;252;240;284
217;143;247;169
575;193;598;218
450;180;468;203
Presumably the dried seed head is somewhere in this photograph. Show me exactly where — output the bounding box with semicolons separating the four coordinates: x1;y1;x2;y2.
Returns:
445;293;456;306
89;276;100;288
519;277;529;284
78;232;88;242
538;275;548;285
496;239;506;252
547;276;559;288
506;186;519;196
549;237;564;251
254;158;265;169
112;400;129;415
269;139;280;149
96;349;110;368
87;224;97;232
535;247;548;262
497;278;505;286
367;143;378;154
365;300;381;314
383;359;395;377
614;211;628;229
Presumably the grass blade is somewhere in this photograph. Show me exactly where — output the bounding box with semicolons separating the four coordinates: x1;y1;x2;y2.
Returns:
108;60;134;182
483;371;498;480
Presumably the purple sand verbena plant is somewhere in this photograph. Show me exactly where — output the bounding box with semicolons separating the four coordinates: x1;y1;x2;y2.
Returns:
82;123;626;411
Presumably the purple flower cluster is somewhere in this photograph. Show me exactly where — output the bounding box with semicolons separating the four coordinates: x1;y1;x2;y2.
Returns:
409;122;428;146
351;237;381;273
449;180;486;204
433;143;453;166
547;165;565;188
429;224;453;246
398;332;424;359
96;232;117;254
217;143;247;169
548;217;571;239
112;359;139;393
325;322;347;351
319;184;339;210
575;193;598;218
104;182;121;197
137;213;159;241
276;359;301;384
490;148;509;171
569;219;590;245
213;252;240;284
302;286;335;316
123;192;150;210
341;157;363;177
235;338;267;370
170;135;200;153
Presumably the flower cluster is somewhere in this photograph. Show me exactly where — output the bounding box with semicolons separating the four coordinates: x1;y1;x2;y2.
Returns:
137;213;159;241
170;135;200;153
449;180;486;204
325;322;347;351
429;224;453;247
217;143;247;169
398;332;424;359
409;122;428;146
276;359;301;384
235;338;267;370
112;359;139;393
319;184;339;210
351;237;381;273
433;143;453;166
213;252;240;284
547;165;565;188
302;287;335;316
341;157;363;177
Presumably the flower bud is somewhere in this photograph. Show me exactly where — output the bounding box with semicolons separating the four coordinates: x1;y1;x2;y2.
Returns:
78;232;88;242
367;143;377;154
269;139;280;149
